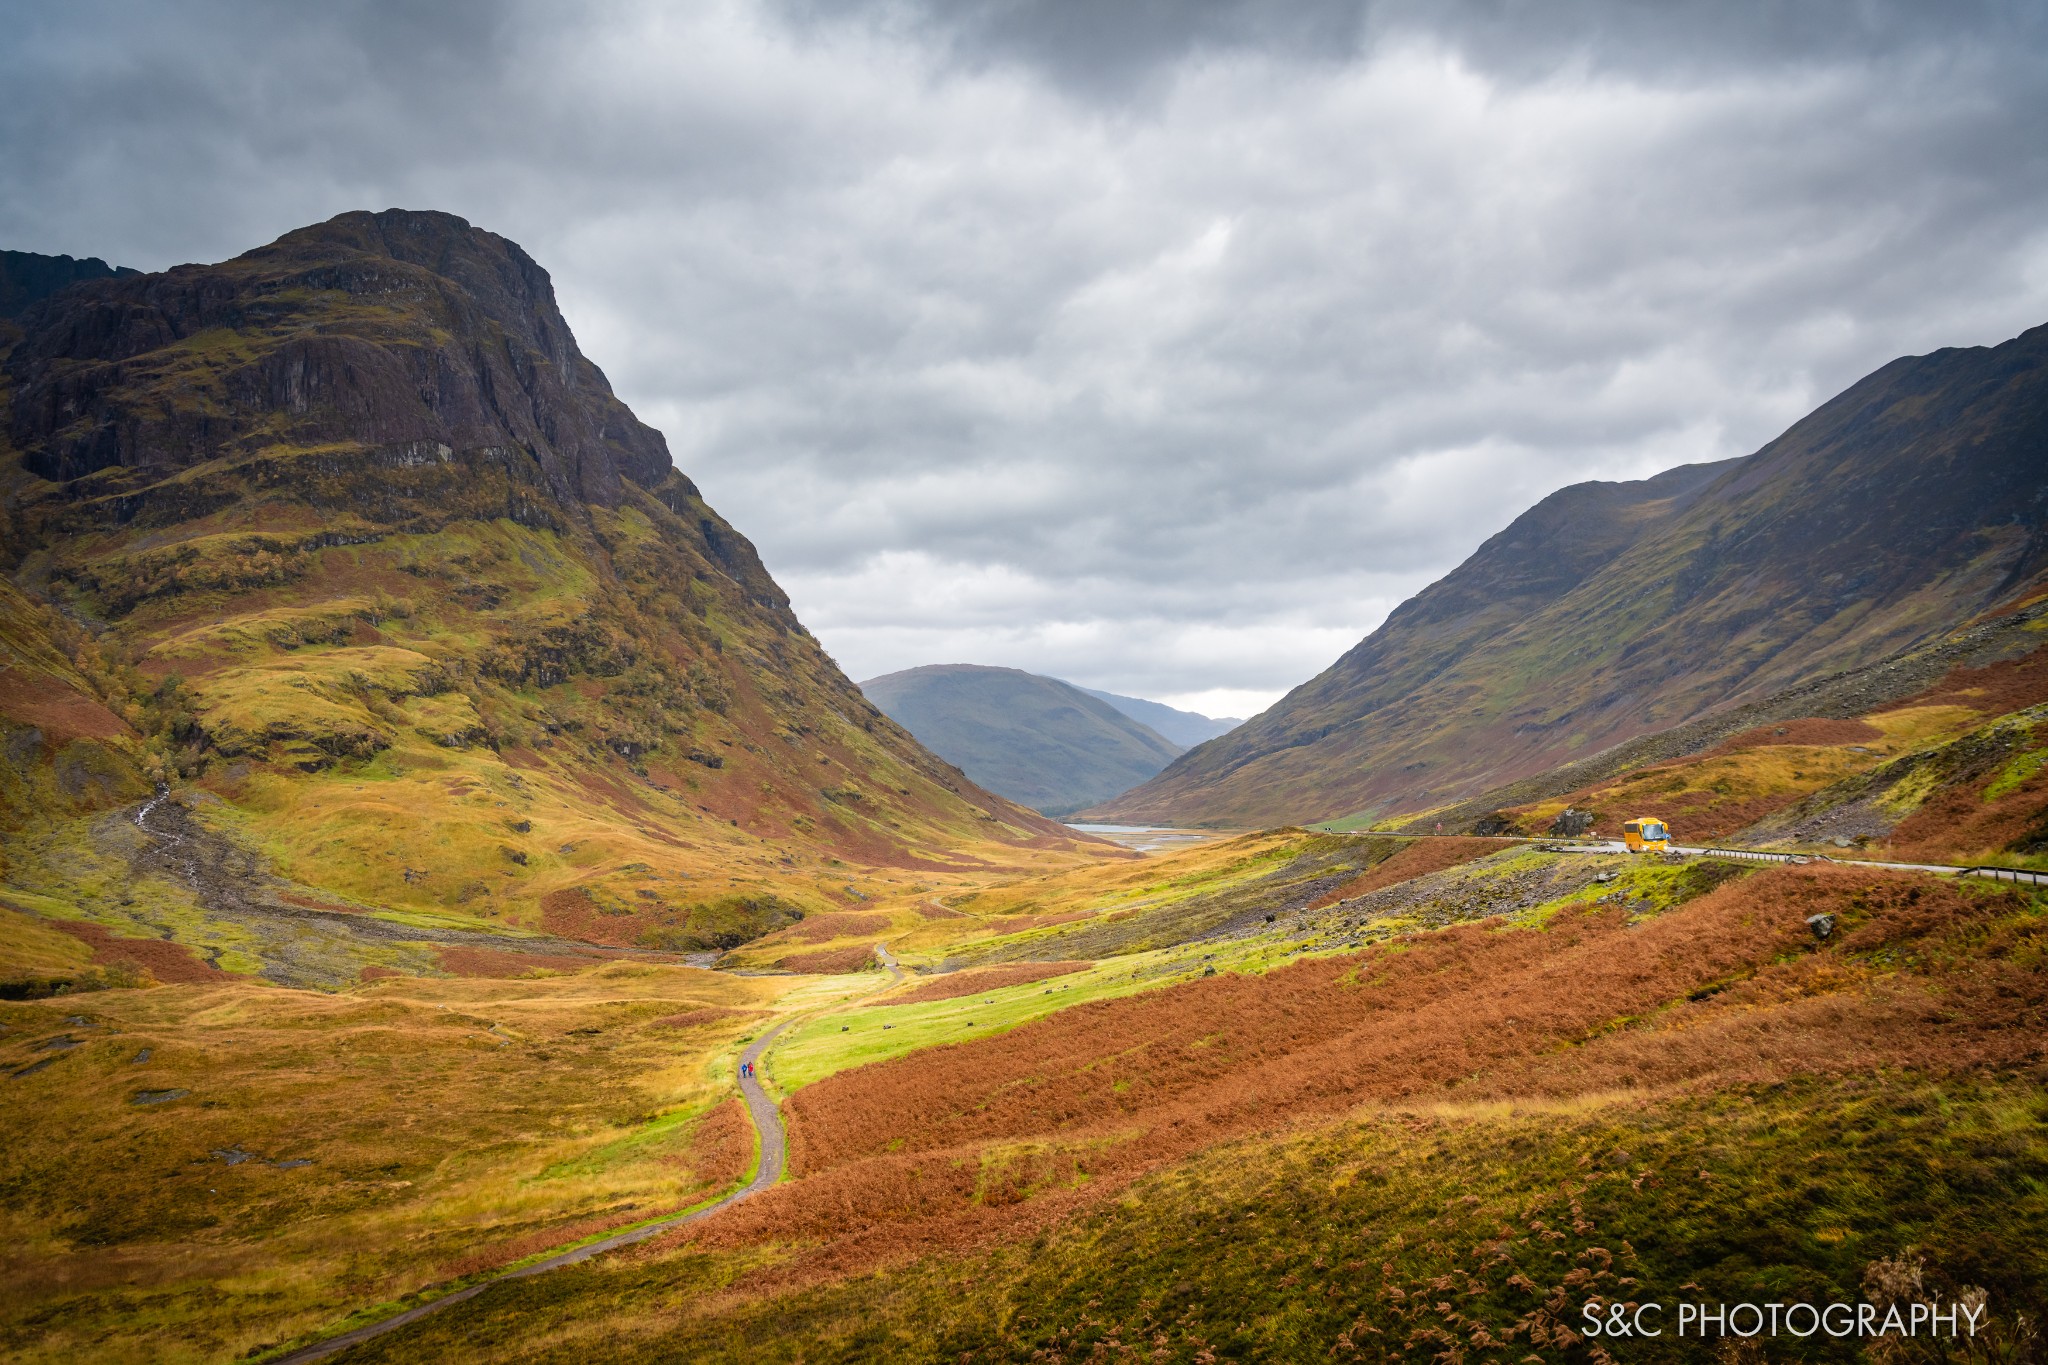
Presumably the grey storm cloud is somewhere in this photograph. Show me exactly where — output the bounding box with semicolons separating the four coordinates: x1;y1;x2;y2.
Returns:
4;0;2047;716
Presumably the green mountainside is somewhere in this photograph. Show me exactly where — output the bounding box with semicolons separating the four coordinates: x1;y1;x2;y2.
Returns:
0;212;1087;977
1093;323;2048;828
862;664;1183;816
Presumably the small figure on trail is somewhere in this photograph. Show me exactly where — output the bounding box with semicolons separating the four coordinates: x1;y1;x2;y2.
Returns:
1435;822;1443;836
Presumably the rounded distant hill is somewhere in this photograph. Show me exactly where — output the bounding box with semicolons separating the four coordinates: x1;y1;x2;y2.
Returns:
860;665;1185;817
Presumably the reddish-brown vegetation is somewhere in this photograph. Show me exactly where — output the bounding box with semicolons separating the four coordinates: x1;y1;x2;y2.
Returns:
50;919;222;983
0;668;131;743
785;913;891;945
1600;786;1809;842
280;893;364;913
776;944;876;974
675;866;2044;1282
655;1007;764;1030
1901;645;2048;715
1887;762;2048;863
1517;718;1894;841
435;946;601;978
538;886;650;947
432;1209;654;1283
1310;837;1500;908
1704;716;1885;754
876;961;1091;1006
986;911;1093;933
678;1097;752;1192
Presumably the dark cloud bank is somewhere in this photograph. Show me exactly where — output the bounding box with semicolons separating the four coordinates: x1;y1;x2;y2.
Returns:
4;0;2045;714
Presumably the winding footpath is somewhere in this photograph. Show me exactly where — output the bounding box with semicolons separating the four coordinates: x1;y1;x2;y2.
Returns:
271;1020;796;1364
271;942;907;1362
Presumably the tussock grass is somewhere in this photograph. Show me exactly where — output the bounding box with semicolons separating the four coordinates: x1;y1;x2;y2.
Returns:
0;964;790;1364
330;1075;2048;1364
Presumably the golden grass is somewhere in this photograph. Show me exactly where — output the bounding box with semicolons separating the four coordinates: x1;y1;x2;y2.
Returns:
0;962;795;1364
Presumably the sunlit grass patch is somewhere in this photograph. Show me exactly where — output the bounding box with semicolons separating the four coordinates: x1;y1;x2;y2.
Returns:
0;962;784;1363
340;1075;2048;1365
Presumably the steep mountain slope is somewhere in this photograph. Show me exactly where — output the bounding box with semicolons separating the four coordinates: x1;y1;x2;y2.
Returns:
1078;686;1240;746
862;664;1182;816
1095;322;2048;828
0;216;1087;972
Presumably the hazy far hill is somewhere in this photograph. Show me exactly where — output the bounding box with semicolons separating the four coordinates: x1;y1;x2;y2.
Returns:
1078;686;1241;747
862;665;1183;817
0;213;1085;977
1091;322;2048;828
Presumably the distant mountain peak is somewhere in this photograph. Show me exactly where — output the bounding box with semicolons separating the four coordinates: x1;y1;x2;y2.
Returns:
1075;686;1241;748
862;664;1183;816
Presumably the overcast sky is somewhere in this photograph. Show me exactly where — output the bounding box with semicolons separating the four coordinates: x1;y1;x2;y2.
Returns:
5;1;2046;717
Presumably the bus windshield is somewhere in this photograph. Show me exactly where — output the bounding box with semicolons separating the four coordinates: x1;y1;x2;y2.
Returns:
1644;822;1667;840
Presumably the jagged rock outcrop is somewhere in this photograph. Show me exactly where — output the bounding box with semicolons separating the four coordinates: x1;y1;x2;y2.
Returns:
6;211;670;507
0;249;137;322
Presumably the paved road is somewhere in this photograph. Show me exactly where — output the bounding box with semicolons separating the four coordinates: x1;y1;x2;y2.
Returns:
270;944;917;1362
1549;839;2046;885
269;1020;796;1364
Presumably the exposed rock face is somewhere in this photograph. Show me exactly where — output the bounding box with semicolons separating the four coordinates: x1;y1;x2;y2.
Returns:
0;211;1080;945
1092;323;2048;828
6;210;667;507
0;250;138;321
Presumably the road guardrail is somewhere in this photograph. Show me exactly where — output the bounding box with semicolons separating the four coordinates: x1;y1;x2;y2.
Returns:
1961;865;2048;887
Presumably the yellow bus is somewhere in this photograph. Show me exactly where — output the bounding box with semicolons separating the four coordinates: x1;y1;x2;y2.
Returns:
1622;817;1670;853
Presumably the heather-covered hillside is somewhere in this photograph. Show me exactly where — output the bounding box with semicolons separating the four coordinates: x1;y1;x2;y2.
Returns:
0;212;1091;981
1095;324;2048;828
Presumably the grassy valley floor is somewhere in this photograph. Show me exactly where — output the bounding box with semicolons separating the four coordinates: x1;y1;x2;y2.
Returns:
3;828;2044;1363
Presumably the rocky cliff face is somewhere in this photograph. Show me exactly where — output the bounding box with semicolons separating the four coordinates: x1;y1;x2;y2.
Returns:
1093;322;2048;828
6;210;670;506
0;249;137;322
0;213;1083;953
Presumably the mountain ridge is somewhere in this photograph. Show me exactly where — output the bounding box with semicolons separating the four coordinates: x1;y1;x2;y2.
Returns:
1091;322;2048;828
0;248;138;321
861;663;1183;817
1077;685;1240;747
0;215;1094;978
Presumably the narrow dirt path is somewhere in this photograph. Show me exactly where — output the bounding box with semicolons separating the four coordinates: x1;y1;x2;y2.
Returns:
269;1020;795;1364
126;788;677;987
